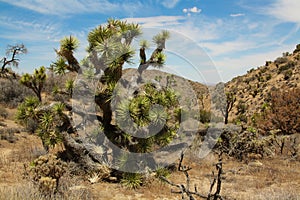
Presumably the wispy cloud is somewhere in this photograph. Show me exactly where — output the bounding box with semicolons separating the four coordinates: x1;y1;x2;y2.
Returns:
0;15;88;72
0;16;61;41
230;13;245;17
0;0;142;16
124;16;185;28
161;0;180;8
202;39;257;56
265;0;300;24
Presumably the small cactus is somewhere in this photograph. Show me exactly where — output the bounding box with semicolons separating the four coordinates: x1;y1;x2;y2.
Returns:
28;154;67;195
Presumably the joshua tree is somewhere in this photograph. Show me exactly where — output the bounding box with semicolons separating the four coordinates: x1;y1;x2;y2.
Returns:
24;19;182;174
20;66;46;102
53;36;80;73
0;44;27;77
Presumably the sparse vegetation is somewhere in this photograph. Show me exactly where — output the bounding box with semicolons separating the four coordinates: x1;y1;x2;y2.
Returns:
0;79;34;108
278;61;295;73
1;20;300;200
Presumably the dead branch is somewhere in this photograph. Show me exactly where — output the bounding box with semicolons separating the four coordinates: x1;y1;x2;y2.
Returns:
160;152;224;200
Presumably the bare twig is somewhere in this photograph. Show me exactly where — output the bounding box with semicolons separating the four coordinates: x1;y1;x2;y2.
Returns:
161;152;224;199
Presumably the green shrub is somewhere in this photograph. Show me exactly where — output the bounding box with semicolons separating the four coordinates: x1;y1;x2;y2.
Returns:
257;75;264;82
120;172;143;189
215;126;269;160
278;61;295;73
199;110;211;123
16;96;40;133
265;61;272;66
155;166;171;179
247;68;255;74
274;56;288;65
265;74;272;81
260;67;267;73
293;44;300;54
234;114;247;124
284;70;293;80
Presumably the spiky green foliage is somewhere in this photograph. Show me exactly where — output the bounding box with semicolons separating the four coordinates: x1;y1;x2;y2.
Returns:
56;36;80;72
52;57;67;75
155;166;171;179
16;96;40;123
65;79;74;97
153;30;170;48
36;103;67;150
16;96;40;133
139;40;150;49
60;36;79;52
17;97;66;150
20;66;46;102
120;172;143;189
116;82;180;152
46;20;175;173
37;111;63;150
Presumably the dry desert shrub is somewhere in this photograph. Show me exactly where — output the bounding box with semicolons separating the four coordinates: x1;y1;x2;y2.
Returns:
0;79;34;108
0;182;92;200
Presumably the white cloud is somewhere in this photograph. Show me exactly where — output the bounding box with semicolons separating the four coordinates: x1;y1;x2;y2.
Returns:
169;20;221;41
161;0;180;8
0;0;142;16
230;13;245;17
124;16;185;28
190;7;201;13
265;0;300;24
183;6;201;14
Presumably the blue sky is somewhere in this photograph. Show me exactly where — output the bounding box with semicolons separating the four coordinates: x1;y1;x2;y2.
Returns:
0;0;300;83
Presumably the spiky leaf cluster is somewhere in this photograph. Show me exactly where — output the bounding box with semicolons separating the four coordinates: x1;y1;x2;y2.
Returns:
53;36;80;74
116;82;180;152
16;96;40;124
17;100;67;150
120;172;143;189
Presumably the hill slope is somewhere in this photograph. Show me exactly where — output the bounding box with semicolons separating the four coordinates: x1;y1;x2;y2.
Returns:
226;44;300;124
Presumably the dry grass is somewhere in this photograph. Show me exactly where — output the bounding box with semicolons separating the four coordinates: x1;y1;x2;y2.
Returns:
0;108;300;199
0;182;92;200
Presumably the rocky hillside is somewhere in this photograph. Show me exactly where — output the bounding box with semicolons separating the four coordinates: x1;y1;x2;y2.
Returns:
226;44;300;124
